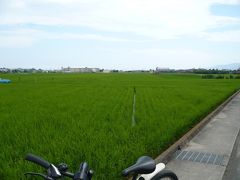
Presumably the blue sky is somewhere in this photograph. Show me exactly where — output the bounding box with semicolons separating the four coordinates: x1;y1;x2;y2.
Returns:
0;0;240;70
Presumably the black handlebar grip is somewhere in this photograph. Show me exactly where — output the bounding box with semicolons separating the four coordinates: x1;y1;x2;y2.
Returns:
25;153;51;169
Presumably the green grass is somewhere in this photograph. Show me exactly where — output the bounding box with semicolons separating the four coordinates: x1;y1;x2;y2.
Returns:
0;73;239;179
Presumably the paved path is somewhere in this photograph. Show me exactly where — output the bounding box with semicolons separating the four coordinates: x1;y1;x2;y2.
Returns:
165;93;240;180
222;129;240;180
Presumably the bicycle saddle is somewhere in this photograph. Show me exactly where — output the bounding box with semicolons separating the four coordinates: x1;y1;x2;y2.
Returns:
122;156;156;176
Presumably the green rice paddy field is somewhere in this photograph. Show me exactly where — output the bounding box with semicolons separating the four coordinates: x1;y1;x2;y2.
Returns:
0;73;239;179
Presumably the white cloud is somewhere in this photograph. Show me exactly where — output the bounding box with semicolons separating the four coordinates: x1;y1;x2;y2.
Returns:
215;0;240;4
1;0;240;40
0;36;34;47
0;28;39;47
0;28;141;47
48;33;135;42
36;0;82;3
201;30;240;42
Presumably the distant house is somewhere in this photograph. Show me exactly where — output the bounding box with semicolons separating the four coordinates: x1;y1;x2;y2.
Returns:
61;67;100;73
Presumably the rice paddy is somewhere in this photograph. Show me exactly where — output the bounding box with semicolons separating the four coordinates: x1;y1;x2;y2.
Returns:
0;73;239;179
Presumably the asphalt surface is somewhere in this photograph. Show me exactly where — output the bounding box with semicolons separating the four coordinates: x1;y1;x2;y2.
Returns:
165;93;240;180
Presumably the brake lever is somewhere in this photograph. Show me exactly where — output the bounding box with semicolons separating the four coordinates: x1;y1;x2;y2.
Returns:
24;172;54;180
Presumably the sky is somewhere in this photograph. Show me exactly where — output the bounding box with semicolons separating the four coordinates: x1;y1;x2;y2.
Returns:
0;0;240;70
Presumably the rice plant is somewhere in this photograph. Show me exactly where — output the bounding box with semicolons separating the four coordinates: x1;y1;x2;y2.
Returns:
0;73;239;179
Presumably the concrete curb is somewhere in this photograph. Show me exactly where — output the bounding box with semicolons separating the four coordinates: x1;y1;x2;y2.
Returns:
155;90;240;164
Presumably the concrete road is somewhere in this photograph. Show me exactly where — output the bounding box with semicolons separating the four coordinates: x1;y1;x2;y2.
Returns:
222;130;240;180
165;93;240;180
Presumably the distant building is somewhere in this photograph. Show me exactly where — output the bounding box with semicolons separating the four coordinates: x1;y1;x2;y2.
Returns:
155;67;171;72
102;69;112;73
0;68;10;73
155;67;174;73
149;69;154;73
61;67;100;73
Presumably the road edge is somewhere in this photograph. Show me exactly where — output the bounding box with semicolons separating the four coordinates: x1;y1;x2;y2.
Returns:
155;89;240;164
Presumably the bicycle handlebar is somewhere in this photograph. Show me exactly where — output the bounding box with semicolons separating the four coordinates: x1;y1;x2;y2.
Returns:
25;153;174;180
25;153;51;169
61;171;74;178
25;153;94;180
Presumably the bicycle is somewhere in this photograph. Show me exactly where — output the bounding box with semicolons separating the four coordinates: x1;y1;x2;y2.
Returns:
24;153;178;180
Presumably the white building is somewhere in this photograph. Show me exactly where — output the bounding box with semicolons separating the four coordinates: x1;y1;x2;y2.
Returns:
62;67;100;73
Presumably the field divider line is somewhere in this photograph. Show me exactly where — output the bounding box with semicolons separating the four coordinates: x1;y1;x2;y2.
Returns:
155;89;240;164
132;93;136;127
